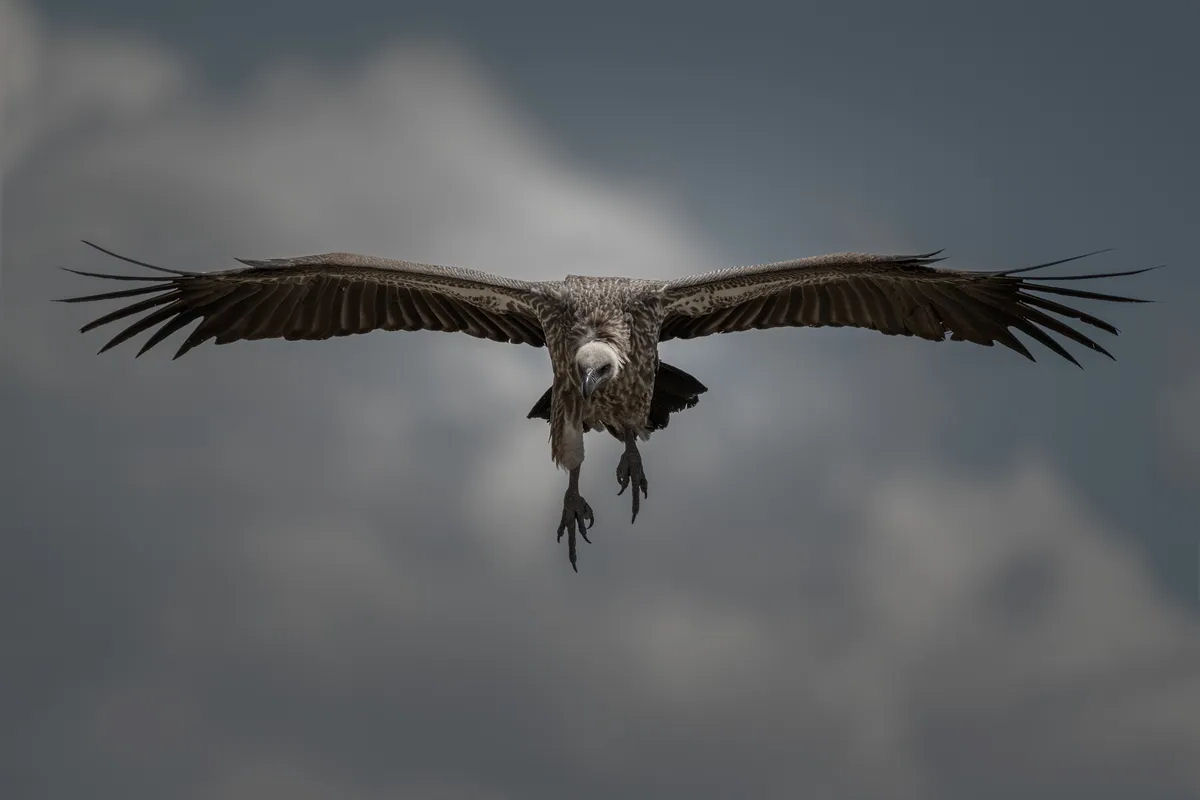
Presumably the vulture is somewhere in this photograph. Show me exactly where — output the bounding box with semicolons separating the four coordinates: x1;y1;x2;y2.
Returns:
62;242;1152;570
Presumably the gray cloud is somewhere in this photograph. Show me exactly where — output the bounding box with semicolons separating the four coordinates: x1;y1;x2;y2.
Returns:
3;1;1198;797
1159;332;1200;489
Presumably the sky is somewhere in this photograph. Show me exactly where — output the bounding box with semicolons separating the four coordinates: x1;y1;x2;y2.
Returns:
3;0;1200;797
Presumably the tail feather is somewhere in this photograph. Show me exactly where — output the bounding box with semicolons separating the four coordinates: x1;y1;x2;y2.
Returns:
644;362;707;430
526;362;707;433
527;386;553;421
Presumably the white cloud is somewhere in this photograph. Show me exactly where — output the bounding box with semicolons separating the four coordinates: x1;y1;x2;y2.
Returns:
0;0;185;171
836;455;1200;786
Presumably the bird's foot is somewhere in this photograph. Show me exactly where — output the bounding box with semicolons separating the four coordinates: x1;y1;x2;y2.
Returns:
616;449;648;523
557;487;594;572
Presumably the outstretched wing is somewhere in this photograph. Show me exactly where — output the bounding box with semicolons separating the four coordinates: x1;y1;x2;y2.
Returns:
659;251;1153;365
61;242;547;357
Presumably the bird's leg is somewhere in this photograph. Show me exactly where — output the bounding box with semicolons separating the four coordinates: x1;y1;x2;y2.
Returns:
557;466;594;572
616;429;648;523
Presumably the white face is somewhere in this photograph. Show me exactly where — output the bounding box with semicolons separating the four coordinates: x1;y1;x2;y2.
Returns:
575;341;621;397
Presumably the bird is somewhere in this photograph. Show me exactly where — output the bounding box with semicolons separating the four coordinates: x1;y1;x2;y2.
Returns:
61;241;1152;570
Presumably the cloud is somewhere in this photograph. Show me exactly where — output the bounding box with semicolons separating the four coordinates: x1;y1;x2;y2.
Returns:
1160;355;1200;488
3;1;1197;798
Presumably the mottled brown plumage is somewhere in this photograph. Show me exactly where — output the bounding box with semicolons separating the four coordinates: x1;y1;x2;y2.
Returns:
62;242;1152;569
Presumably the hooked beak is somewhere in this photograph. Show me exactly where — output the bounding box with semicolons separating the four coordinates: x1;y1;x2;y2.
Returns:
581;368;602;399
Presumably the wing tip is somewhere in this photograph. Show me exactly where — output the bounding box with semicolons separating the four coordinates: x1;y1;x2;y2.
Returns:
80;241;196;276
907;248;945;261
996;248;1117;277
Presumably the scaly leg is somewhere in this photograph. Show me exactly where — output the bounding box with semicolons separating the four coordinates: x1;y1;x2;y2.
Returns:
557;466;594;572
615;429;649;523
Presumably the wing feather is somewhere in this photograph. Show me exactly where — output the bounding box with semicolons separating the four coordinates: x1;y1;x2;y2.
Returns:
863;277;901;333
101;302;184;354
61;243;547;356
138;310;201;356
661;251;1151;364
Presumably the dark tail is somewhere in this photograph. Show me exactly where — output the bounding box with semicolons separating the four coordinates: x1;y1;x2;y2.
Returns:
643;362;707;431
527;362;707;434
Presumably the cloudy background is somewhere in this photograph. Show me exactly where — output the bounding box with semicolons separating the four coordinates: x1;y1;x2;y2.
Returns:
3;0;1200;796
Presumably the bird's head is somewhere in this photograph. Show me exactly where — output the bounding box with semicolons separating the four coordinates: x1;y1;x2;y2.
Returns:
574;340;622;399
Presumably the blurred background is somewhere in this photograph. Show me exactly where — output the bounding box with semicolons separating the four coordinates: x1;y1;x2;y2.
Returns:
3;0;1199;797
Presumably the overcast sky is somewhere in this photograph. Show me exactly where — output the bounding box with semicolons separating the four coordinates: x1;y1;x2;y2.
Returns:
3;0;1200;797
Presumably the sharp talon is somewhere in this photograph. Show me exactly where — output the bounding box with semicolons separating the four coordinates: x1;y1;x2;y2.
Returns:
618;441;648;525
560;477;593;570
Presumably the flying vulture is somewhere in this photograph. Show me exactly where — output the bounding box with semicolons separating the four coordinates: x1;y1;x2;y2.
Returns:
62;242;1151;569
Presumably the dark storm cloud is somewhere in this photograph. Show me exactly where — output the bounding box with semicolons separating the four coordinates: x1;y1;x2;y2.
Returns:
3;0;1199;797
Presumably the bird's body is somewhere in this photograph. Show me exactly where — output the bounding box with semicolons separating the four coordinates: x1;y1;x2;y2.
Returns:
62;243;1152;569
536;276;666;468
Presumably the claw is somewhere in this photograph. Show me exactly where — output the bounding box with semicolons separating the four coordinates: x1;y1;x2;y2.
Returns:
616;446;648;524
559;481;594;571
616;457;630;494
